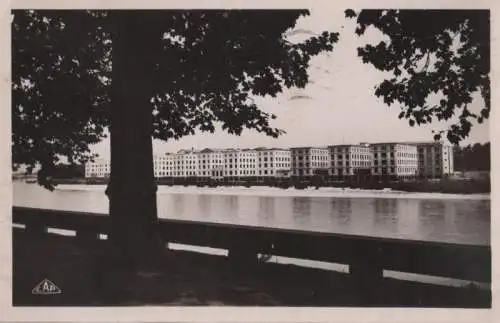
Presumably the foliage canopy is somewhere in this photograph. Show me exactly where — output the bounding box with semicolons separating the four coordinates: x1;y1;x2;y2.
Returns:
12;9;490;190
12;10;338;188
347;9;490;144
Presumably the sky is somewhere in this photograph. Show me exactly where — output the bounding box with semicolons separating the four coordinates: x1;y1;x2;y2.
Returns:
90;8;490;159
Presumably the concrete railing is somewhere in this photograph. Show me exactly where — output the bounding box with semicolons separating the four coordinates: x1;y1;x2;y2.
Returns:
12;206;491;284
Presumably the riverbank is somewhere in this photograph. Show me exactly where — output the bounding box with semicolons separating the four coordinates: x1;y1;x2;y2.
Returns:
52;176;491;195
12;229;490;307
53;183;490;200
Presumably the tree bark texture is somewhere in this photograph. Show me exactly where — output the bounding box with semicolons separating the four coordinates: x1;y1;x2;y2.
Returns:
106;11;165;267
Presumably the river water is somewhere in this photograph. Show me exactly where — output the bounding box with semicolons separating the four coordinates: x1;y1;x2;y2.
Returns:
13;182;490;246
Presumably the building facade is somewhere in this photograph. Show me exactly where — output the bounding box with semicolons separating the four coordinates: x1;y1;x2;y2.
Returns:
154;149;200;178
176;149;199;177
290;147;330;178
154;154;174;177
370;143;418;180
86;142;452;182
222;149;258;178
256;148;291;177
328;144;372;180
85;158;110;178
197;148;225;178
415;142;454;178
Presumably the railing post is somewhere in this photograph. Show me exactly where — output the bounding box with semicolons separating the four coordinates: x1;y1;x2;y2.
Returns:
76;230;101;241
349;260;383;282
349;248;384;304
228;239;257;266
25;219;48;236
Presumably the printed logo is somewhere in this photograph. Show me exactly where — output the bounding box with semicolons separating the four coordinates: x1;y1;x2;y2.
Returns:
32;279;62;295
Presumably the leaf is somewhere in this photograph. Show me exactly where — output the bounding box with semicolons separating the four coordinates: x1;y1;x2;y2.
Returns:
345;9;357;19
353;9;490;143
13;10;339;188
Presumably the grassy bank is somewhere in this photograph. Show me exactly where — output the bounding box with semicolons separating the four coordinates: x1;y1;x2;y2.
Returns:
52;177;490;194
389;179;490;194
13;229;490;307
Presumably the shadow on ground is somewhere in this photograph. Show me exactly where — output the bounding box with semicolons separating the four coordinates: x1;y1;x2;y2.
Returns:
12;229;490;307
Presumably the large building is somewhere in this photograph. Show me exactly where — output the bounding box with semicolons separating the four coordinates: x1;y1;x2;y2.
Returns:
222;149;258;178
256;148;291;177
154;154;174;177
370;143;418;180
85;158;110;178
85;141;453;182
414;142;454;178
176;149;199;177
197;148;225;178
328;144;372;180
290;147;330;178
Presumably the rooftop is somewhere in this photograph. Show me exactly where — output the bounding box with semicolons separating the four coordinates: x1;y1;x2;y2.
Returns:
290;146;329;150
328;144;371;148
369;142;422;146
90;141;449;163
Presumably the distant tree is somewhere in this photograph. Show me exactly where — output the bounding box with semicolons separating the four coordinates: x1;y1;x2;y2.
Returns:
12;10;338;266
12;11;109;186
454;142;490;171
52;164;85;179
346;9;490;144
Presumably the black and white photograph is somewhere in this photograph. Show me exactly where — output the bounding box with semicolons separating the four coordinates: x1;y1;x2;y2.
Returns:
3;0;494;320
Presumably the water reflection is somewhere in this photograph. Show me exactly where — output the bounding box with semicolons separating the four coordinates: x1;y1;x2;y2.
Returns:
198;195;212;219
222;195;239;219
452;200;490;244
418;200;446;240
257;197;275;224
373;199;398;231
13;183;490;245
292;197;311;225
330;199;351;226
172;194;185;216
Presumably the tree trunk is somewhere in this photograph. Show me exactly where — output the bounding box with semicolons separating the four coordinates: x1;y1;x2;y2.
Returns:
105;11;166;270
